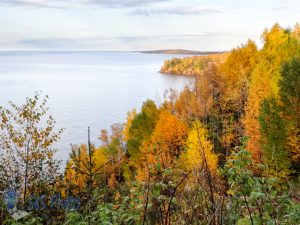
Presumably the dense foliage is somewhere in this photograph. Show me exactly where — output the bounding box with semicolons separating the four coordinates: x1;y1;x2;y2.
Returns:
160;53;228;76
1;23;300;224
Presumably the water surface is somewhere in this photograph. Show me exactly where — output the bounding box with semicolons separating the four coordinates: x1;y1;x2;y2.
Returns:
0;51;193;162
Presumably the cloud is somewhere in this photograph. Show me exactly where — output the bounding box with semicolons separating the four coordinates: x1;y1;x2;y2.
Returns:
273;6;289;10
19;37;78;48
130;7;221;16
0;0;77;8
1;0;45;6
87;0;171;8
0;0;171;8
117;33;240;42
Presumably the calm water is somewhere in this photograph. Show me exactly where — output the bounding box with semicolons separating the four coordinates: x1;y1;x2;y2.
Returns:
0;51;193;162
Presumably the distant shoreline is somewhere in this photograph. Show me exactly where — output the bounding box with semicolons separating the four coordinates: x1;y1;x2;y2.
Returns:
139;49;227;55
0;50;227;55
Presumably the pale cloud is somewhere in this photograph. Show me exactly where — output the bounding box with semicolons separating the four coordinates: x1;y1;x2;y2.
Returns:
273;6;289;10
130;7;221;16
0;0;79;8
0;0;171;8
87;0;171;8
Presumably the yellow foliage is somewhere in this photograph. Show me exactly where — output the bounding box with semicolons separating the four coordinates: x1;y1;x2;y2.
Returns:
220;40;258;106
160;53;228;76
244;63;273;161
181;120;218;173
293;23;300;41
220;40;257;85
244;23;300;162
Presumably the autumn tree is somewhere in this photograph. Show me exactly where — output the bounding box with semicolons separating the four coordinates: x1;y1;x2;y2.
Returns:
180;120;220;224
182;120;218;173
125;100;160;178
137;111;187;180
174;64;221;122
122;109;137;142
244;23;300;162
151;111;187;161
293;23;300;41
220;40;258;109
99;123;125;188
0;92;63;202
207;40;258;157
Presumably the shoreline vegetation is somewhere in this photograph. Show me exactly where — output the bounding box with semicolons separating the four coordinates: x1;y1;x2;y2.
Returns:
160;53;228;75
1;23;300;225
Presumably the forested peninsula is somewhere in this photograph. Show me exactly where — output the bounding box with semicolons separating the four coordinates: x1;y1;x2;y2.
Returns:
160;53;228;75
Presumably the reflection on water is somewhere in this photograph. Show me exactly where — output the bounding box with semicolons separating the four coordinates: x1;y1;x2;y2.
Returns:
0;51;193;162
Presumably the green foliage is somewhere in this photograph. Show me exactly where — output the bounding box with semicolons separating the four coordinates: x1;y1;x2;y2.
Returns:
127;100;159;161
287;204;300;224
279;57;300;170
224;140;298;225
64;184;144;225
4;216;43;225
259;97;290;176
280;57;300;118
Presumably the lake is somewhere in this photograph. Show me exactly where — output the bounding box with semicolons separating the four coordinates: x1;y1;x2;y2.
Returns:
0;51;193;163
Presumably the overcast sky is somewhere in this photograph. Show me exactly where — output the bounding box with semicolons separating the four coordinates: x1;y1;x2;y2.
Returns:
0;0;299;51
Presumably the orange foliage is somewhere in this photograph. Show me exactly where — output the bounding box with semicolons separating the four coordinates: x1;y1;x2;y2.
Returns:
151;111;188;160
137;111;187;180
174;64;221;121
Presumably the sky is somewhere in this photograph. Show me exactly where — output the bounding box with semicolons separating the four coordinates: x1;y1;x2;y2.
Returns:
0;0;299;51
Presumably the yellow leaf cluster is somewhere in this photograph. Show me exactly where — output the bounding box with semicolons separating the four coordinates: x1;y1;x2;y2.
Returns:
182;120;218;173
